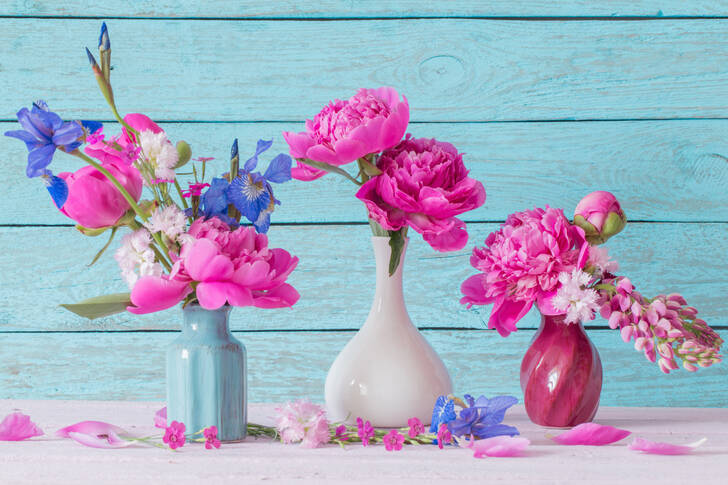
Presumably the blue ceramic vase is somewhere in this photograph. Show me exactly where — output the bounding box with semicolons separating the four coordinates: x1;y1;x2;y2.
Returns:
166;305;247;442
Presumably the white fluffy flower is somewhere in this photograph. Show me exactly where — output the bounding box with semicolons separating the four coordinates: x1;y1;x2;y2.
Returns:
114;229;162;288
144;204;187;242
553;269;600;324
139;130;178;182
587;246;619;277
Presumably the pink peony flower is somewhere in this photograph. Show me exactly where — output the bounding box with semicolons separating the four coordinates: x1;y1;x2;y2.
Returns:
283;87;409;180
356;417;375;446
460;207;588;336
383;429;405;451
407;417;425;438
0;412;43;441
127;217;299;313
163;420;186;449
356;135;485;252
57;160;143;229
203;426;221;449
275;400;330;448
122;113;164;143
573;191;626;244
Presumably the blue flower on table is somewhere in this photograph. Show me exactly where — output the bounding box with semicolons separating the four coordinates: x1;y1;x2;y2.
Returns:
448;394;520;439
4;100;84;178
429;395;457;433
227;139;292;234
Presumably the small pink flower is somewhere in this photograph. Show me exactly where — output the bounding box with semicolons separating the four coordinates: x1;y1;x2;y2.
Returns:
436;423;452;449
356;417;375;446
203;426;221;450
194;157;215;163
0;412;43;441
407;417;424;438
154;407;167;429
182;182;210;197
383;429;405;451
283;87;409;180
163;420;186;450
356;135;485;252
550;423;630;446
275;400;330;448
334;425;350;441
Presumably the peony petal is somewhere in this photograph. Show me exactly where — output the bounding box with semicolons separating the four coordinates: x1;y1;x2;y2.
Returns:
466;435;531;458
281;130;315;159
127;276;191;314
628;437;706;455
154;407;167;429
184;239;234;282
252;283;300;308
0;412;44;441
196;281;253;309
550;423;631;446
488;297;533;337
536;290;563;316
57;421;133;449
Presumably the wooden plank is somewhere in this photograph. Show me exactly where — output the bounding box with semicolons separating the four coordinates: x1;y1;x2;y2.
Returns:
0;330;725;406
4;1;728;18
1;402;726;485
0;223;725;332
2;19;728;122
4;120;728;225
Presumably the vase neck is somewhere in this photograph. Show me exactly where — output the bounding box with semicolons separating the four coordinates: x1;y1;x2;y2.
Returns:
181;305;232;338
368;236;408;319
539;313;587;335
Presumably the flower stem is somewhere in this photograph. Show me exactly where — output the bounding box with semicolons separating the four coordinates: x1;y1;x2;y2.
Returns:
174;180;189;210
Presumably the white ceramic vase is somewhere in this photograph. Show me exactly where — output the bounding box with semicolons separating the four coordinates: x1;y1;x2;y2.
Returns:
324;236;453;427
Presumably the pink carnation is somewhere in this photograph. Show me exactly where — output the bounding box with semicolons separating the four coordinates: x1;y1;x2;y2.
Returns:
283;87;409;180
275;400;330;448
356;135;485;252
127;217;299;313
460;207;588;336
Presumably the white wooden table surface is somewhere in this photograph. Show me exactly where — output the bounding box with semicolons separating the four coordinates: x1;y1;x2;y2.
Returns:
1;400;726;484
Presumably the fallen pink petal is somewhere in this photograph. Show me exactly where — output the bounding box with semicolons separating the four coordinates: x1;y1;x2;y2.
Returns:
57;421;134;449
550;423;631;446
0;412;44;441
468;435;531;458
154;407;167;429
628;437;707;455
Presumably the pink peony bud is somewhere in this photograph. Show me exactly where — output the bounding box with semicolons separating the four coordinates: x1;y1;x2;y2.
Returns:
573;191;627;244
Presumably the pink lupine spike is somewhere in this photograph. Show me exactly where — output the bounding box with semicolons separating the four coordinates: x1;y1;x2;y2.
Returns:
549;423;631;446
629;437;706;455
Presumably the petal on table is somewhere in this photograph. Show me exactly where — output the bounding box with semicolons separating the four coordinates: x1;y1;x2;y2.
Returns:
628;437;707;455
550;423;631;446
0;412;44;441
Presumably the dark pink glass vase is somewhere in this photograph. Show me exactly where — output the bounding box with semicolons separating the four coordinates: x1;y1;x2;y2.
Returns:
520;313;603;427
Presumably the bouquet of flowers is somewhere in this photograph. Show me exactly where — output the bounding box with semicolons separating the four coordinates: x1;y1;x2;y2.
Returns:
4;23;300;317
282;87;486;273
460;191;723;373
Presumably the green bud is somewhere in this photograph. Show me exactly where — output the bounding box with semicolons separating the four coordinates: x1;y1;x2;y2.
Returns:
75;224;110;237
175;140;192;168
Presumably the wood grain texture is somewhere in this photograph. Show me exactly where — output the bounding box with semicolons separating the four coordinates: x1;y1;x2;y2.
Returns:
2;402;727;485
0;330;725;406
0;223;725;332
4;1;728;18
2;19;728;122
4;120;728;225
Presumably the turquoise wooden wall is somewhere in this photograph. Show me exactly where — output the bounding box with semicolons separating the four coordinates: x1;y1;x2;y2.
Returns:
1;2;726;407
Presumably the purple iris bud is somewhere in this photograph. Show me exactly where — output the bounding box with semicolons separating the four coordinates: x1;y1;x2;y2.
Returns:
230;138;239;162
227;139;292;233
98;22;110;51
4;101;84;178
85;47;99;68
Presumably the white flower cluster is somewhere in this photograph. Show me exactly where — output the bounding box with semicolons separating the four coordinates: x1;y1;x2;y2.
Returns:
139;130;178;183
144;204;187;243
114;229;163;288
552;268;600;325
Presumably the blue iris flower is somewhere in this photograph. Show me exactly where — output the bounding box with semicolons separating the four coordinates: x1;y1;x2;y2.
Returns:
429;395;457;433
227;139;292;234
4;101;84;178
196;177;238;226
447;395;520;439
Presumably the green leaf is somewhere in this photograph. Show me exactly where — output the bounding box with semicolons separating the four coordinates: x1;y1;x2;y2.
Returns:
299;158;361;185
75;224;110;237
358;157;382;177
388;229;406;276
60;293;132;320
88;226;118;267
